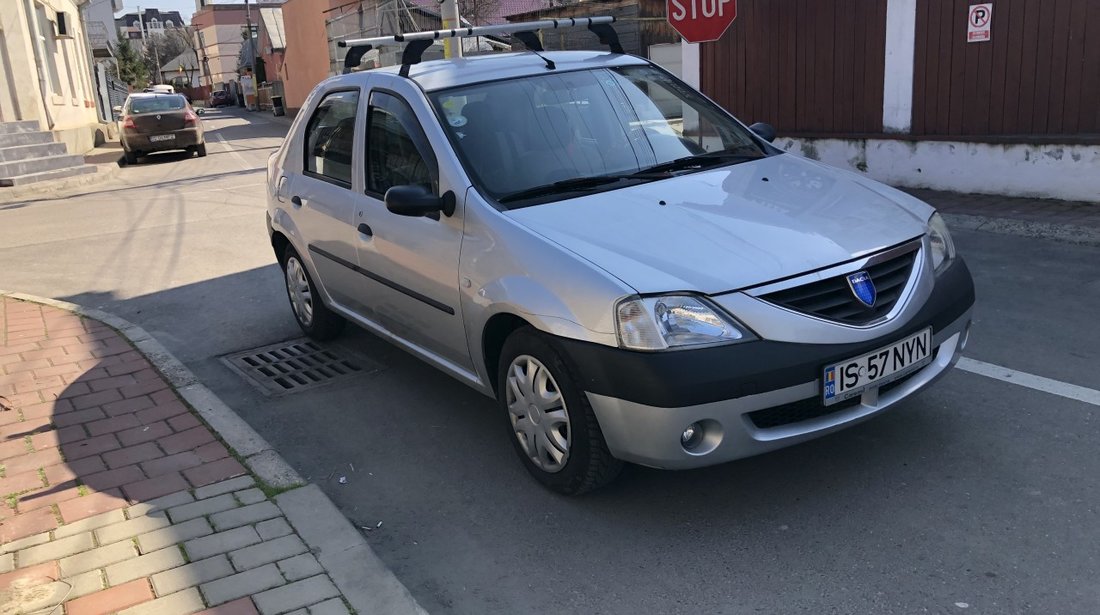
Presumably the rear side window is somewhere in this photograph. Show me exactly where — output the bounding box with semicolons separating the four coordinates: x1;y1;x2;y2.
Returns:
365;92;437;196
129;96;186;113
304;90;360;187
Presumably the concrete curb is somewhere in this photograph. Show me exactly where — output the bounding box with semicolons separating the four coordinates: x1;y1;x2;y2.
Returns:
942;213;1100;247
0;290;427;615
0;162;120;205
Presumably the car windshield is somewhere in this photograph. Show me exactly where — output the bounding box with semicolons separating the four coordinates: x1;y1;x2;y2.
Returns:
430;65;766;206
130;96;186;114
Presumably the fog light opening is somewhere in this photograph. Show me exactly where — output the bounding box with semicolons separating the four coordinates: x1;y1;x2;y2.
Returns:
681;422;704;450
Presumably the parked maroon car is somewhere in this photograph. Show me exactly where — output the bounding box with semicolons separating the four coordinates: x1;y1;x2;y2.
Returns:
209;90;232;108
115;93;206;164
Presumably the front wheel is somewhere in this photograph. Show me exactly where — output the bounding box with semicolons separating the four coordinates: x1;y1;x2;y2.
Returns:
498;327;622;495
282;246;345;340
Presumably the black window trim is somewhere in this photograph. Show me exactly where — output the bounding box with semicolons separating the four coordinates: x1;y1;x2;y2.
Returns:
302;86;362;190
363;87;440;200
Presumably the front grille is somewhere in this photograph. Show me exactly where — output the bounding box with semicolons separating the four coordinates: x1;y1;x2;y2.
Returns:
761;247;918;324
747;397;858;429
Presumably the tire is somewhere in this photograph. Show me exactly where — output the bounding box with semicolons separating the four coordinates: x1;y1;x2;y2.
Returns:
123;149;138;165
281;246;345;341
497;327;623;495
196;143;207;157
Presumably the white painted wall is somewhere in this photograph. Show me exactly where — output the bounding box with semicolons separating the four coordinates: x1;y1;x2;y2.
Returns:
774;137;1100;203
0;0;101;151
680;39;699;89
882;0;916;133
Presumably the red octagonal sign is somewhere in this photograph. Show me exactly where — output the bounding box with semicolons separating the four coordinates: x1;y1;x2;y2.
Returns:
667;0;737;43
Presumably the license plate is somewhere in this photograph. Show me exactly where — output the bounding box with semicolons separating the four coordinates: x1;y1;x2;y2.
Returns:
823;328;933;405
148;134;175;142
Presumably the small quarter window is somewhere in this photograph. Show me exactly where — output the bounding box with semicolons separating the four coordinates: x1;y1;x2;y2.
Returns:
304;90;360;187
366;92;437;195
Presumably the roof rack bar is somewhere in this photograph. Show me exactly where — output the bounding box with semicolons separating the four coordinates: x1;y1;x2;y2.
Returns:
337;16;615;49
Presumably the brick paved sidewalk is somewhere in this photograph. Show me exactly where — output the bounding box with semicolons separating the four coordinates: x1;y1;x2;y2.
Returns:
1;297;350;615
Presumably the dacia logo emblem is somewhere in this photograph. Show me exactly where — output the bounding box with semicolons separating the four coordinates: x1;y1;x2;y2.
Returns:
847;271;876;308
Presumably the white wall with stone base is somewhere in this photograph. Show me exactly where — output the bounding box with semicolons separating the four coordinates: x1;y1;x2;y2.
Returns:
773;137;1100;204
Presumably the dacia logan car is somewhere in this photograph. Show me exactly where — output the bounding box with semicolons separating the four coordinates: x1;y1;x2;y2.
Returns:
266;50;975;494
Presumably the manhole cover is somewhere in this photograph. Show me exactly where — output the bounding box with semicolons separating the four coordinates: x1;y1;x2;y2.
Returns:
221;339;371;395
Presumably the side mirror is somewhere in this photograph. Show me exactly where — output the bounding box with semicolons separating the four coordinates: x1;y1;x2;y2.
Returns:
112;106;122;114
749;122;776;143
384;185;455;218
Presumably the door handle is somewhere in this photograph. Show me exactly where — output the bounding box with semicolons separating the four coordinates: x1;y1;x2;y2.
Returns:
357;223;373;237
291;196;302;207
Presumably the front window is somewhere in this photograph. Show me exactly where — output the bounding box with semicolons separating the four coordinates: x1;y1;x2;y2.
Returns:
128;95;186;113
430;65;767;207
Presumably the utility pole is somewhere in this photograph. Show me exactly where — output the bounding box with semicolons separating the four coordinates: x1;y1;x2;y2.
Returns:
441;0;462;58
244;0;258;109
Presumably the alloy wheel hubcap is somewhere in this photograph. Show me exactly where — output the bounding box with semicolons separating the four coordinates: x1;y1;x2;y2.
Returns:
285;257;313;326
506;355;570;472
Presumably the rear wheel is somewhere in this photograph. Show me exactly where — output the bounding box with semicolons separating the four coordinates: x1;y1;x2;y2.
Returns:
497;327;622;495
123;149;138;165
195;143;207;157
282;246;345;341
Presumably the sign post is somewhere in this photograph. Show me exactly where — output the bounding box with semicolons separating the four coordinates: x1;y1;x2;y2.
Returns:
967;3;992;43
666;0;737;44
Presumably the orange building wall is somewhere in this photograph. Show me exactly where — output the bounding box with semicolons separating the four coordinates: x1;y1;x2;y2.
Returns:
281;0;347;113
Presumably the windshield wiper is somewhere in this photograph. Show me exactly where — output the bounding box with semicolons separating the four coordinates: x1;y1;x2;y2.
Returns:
633;148;765;176
497;173;660;204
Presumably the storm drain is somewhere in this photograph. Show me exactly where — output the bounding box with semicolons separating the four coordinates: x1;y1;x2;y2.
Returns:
221;339;367;395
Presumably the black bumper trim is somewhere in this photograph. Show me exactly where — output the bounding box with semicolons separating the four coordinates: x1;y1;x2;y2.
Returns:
555;258;975;408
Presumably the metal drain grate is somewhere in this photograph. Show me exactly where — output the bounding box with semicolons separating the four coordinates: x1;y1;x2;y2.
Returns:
222;339;366;395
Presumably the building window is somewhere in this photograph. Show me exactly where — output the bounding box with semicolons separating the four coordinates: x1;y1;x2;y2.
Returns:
34;4;63;95
149;18;160;30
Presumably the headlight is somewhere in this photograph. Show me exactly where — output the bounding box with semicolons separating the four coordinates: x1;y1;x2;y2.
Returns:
616;295;752;351
928;213;956;274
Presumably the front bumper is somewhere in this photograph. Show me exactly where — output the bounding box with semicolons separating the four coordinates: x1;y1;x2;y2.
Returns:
562;258;975;470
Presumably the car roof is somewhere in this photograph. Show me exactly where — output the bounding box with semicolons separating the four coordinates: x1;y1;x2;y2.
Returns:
128;93;184;99
338;50;650;92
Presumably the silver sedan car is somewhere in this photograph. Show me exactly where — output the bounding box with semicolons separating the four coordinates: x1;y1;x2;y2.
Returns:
266;50;975;494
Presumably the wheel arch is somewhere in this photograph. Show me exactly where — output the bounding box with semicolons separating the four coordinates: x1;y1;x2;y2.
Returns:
482;312;532;396
270;230;291;266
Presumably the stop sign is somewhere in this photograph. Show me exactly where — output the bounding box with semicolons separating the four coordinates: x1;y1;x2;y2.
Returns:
667;0;737;43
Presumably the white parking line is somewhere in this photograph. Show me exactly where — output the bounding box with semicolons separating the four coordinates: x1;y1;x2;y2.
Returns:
214;133;251;168
956;357;1100;407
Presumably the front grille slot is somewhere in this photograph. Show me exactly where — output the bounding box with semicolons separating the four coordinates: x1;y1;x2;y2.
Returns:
761;247;918;325
747;362;929;430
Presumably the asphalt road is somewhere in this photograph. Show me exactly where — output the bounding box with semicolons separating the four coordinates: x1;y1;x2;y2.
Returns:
2;108;1098;614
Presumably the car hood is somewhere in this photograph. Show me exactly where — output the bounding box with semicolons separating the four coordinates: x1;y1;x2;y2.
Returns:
505;153;933;295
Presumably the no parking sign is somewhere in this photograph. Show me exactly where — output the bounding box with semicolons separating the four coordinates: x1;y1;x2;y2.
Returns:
968;3;992;43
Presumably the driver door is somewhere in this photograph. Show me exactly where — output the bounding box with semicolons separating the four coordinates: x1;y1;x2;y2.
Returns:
351;90;471;371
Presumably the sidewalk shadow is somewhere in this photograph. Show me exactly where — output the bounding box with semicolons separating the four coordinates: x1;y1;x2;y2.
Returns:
1;298;245;612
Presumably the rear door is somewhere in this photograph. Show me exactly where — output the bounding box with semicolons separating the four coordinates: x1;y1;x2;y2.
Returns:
281;87;366;312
